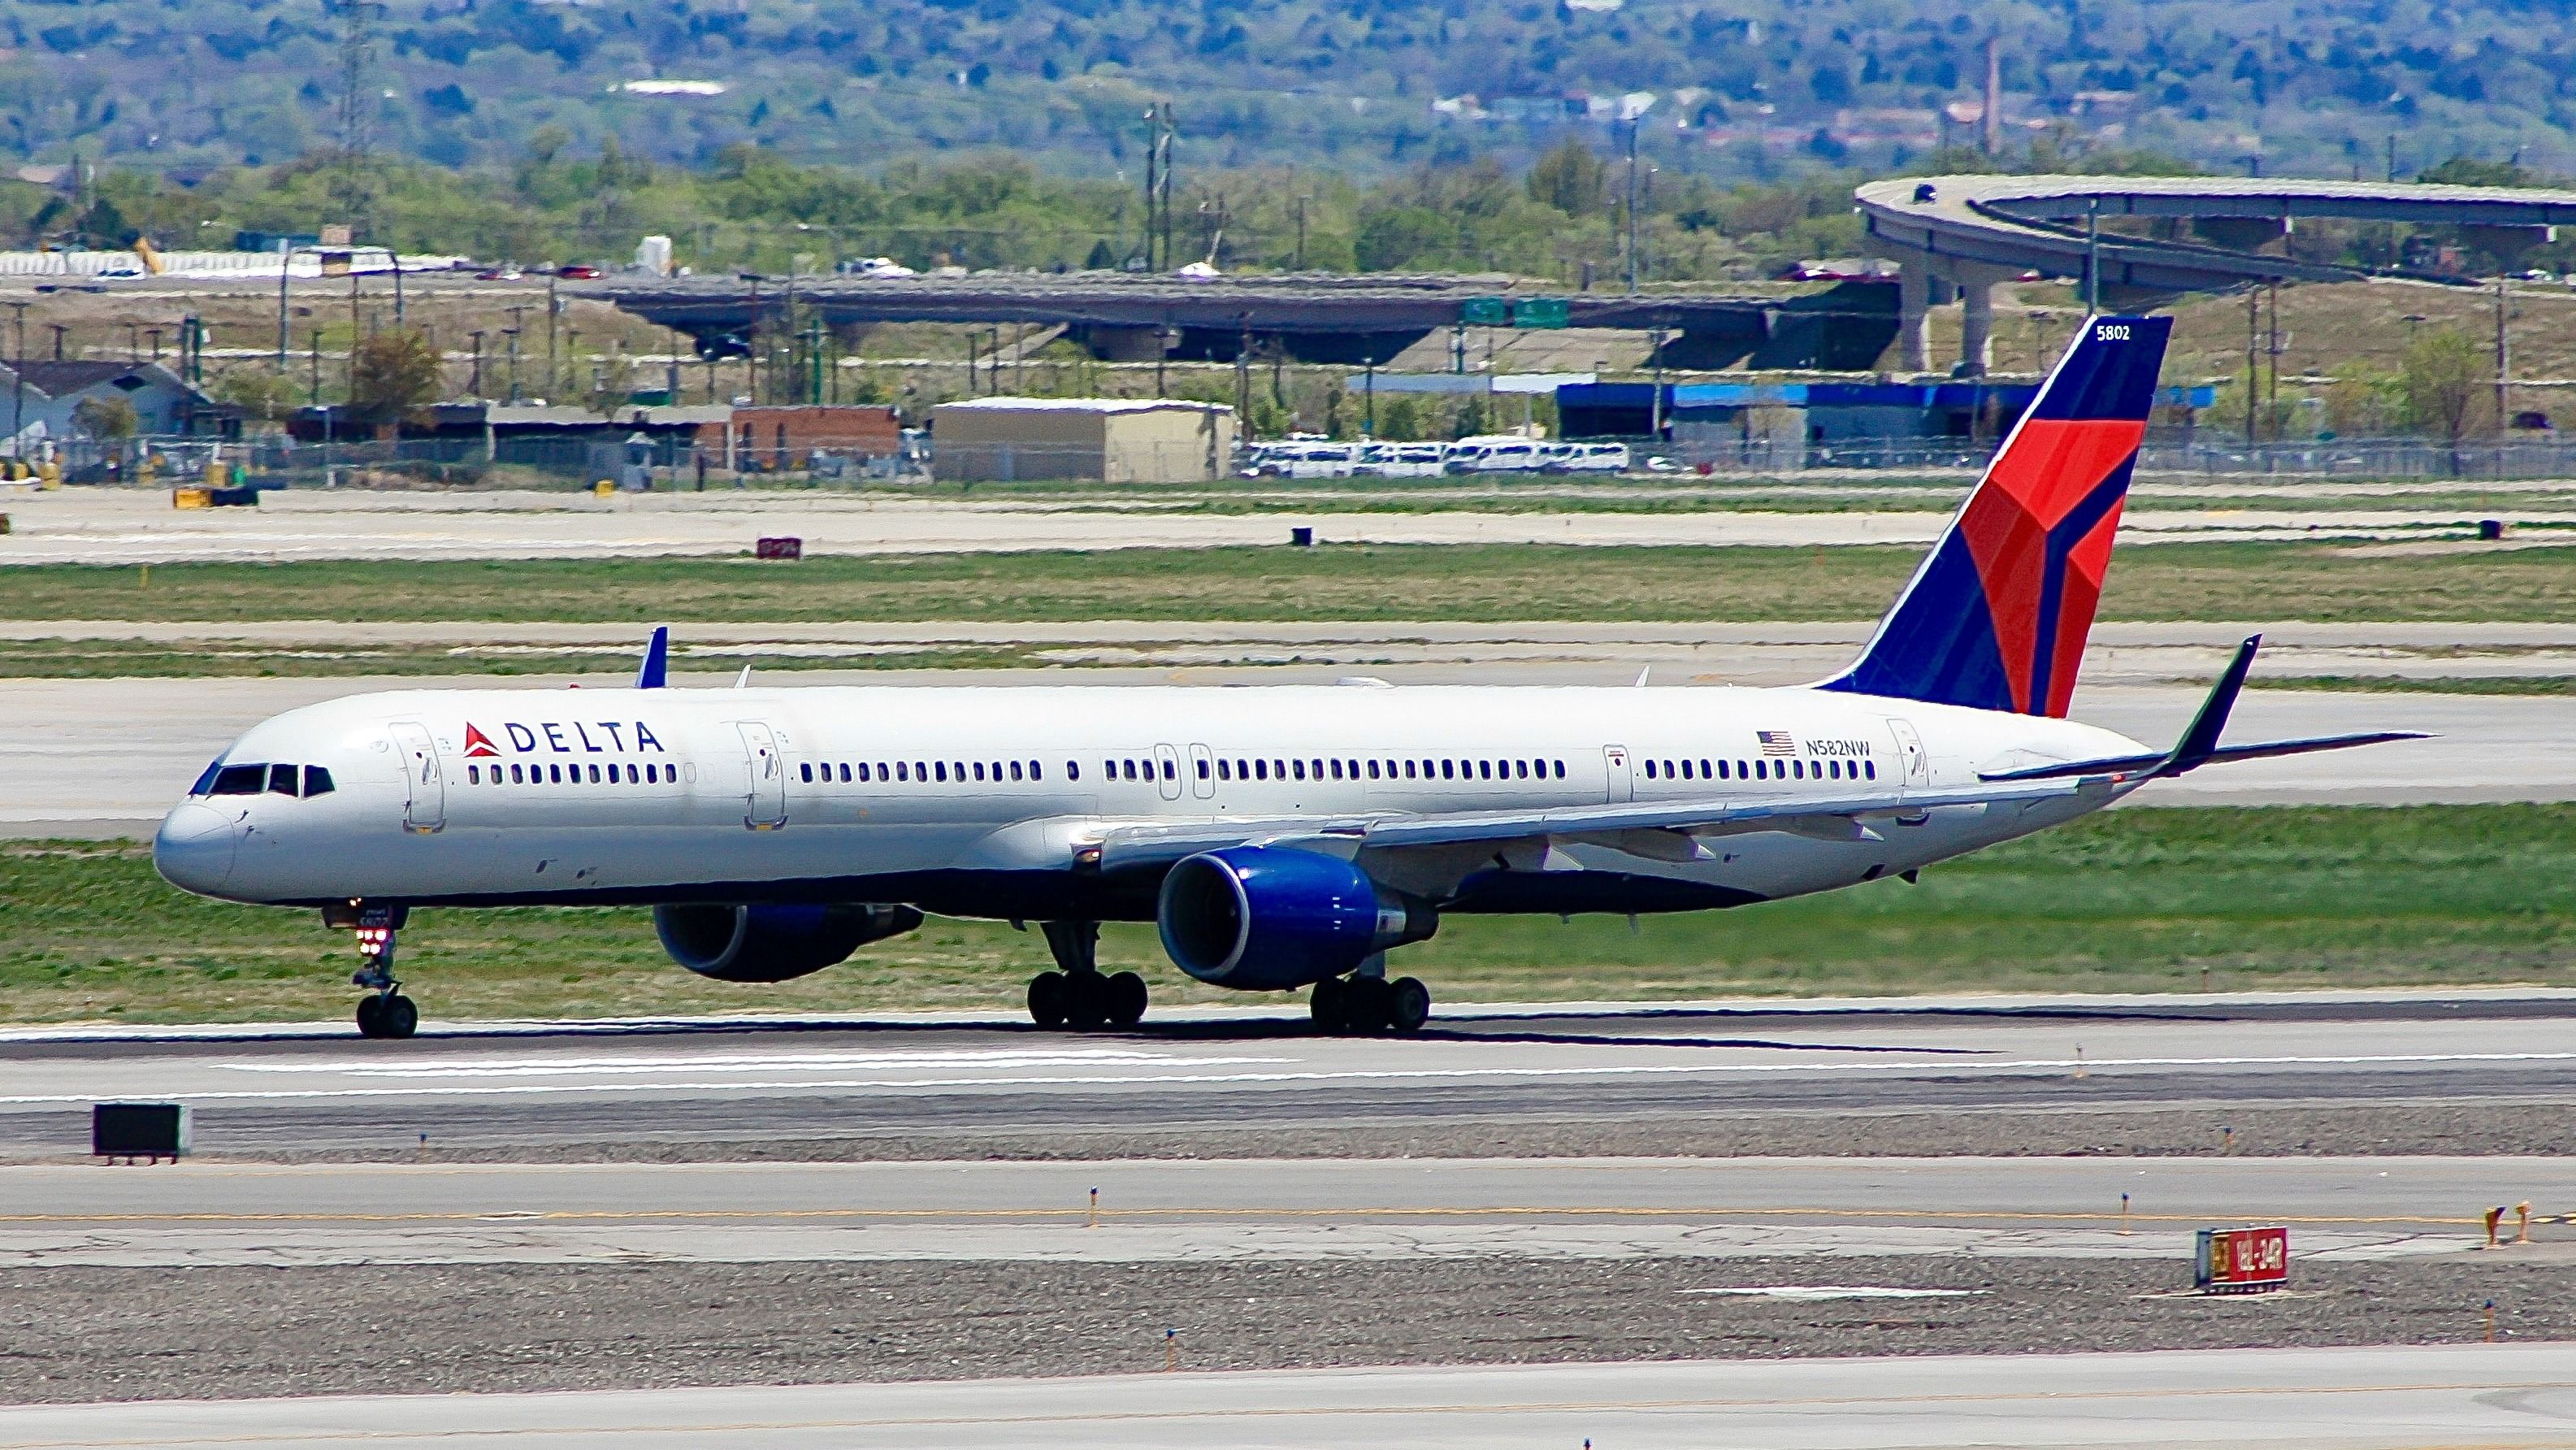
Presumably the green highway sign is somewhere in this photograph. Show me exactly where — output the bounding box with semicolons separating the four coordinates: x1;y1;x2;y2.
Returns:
1460;297;1510;326
1511;297;1570;328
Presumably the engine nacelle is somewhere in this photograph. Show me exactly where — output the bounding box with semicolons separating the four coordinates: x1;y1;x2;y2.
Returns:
653;902;924;983
1156;846;1435;991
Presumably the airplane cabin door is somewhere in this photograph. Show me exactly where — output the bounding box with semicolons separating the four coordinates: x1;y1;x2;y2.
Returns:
391;720;444;834
1602;745;1633;804
1186;744;1216;800
1152;744;1184;801
1887;718;1931;791
735;721;788;830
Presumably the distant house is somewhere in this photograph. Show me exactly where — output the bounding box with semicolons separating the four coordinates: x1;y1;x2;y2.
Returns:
0;361;231;441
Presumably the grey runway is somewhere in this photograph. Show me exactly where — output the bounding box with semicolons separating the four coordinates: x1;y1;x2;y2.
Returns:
2;992;2571;1158
0;1153;2548;1267
0;1344;2567;1448
7;666;2568;836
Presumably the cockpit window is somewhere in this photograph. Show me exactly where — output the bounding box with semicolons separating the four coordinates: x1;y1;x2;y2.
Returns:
303;766;335;797
189;760;223;796
210;765;266;796
267;764;298;796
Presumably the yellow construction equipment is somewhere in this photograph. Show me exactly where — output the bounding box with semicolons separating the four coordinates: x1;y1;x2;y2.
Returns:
132;236;167;276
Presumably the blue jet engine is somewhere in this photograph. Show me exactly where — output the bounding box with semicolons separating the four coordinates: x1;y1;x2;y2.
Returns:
1156;846;1437;990
654;903;924;983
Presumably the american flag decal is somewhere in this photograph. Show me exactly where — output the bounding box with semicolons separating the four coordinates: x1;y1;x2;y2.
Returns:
1756;731;1796;756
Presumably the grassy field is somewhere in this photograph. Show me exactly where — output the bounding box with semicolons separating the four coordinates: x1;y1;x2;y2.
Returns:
0;639;1039;679
2261;675;2576;697
6;805;2570;1026
12;542;2576;627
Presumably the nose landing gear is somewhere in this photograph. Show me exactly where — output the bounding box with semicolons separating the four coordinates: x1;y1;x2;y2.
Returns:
342;913;418;1040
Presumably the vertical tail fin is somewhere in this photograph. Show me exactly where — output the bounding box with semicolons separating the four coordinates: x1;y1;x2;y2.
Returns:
1820;314;2171;718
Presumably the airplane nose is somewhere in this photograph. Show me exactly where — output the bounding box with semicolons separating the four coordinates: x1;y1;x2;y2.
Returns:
154;801;241;896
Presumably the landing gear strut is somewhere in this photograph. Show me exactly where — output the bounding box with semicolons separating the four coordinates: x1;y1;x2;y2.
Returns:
1026;920;1147;1031
349;922;418;1040
1312;966;1430;1036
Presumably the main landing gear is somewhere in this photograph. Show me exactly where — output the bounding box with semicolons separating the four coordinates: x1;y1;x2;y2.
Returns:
1026;920;1147;1031
1311;968;1431;1036
349;921;419;1040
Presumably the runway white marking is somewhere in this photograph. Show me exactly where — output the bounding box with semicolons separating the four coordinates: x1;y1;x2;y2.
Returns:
1684;1286;1988;1300
1;1048;2566;1107
217;1048;1292;1079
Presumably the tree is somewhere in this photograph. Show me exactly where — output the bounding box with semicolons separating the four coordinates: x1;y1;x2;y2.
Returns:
1524;138;1606;217
347;327;443;436
2398;326;2492;462
72;394;137;440
1353;206;1458;271
209;367;299;428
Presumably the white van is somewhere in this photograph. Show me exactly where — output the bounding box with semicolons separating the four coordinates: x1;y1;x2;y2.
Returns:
1545;442;1631;474
1257;441;1360;479
1355;441;1447;478
1445;435;1544;474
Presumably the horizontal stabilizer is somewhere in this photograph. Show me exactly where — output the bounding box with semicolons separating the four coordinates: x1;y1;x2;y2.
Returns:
1978;636;2428;783
1980;731;2429;784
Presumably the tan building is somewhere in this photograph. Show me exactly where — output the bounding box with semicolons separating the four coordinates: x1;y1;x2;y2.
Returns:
930;397;1234;483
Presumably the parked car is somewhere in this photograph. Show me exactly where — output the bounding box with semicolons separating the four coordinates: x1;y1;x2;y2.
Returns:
1445;435;1543;473
1251;441;1359;479
1540;441;1631;474
555;264;602;280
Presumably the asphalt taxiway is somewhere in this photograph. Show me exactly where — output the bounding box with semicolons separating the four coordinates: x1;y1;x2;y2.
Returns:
2;992;2571;1158
0;1345;2566;1449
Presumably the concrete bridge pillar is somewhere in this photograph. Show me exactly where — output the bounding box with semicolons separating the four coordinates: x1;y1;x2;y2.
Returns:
1897;263;1934;373
1958;278;1996;377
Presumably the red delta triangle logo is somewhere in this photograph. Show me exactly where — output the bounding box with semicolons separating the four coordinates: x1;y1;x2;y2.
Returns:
462;724;501;758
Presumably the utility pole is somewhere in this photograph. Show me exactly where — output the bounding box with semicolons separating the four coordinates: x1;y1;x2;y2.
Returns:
468;330;485;397
275;239;291;373
545;271;559;400
2244;289;2259;444
1622;119;1640;293
5;300;24;453
1295;195;1309;271
2266;282;2283;419
502;305;529;402
2496;275;2512;432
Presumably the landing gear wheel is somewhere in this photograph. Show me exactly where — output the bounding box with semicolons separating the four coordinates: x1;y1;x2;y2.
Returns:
1064;970;1109;1031
1387;977;1431;1035
381;995;418;1040
1028;970;1069;1030
1310;976;1347;1034
1344;975;1394;1035
355;995;386;1039
1104;970;1148;1029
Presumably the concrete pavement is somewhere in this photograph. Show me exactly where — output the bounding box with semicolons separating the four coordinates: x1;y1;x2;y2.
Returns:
0;1344;2566;1448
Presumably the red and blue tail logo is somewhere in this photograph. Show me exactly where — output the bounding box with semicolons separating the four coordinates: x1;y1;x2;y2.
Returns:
1821;315;2171;718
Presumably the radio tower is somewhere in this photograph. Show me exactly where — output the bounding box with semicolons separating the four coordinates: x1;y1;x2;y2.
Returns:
332;0;384;239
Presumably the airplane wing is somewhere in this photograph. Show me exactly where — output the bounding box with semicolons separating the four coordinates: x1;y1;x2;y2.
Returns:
1093;776;2101;873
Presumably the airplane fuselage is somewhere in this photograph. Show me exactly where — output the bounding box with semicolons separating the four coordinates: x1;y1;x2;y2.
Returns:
156;680;2147;923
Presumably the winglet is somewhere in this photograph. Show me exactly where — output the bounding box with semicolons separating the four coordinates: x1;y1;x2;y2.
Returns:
635;626;670;689
2161;634;2259;777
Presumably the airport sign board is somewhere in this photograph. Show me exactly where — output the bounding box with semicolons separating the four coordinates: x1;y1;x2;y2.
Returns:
2195;1226;2289;1294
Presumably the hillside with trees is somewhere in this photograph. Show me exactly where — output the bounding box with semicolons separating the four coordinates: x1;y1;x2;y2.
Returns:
2;0;2574;188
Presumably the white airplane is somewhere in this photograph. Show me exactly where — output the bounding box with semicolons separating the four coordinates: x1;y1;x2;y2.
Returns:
155;315;2415;1040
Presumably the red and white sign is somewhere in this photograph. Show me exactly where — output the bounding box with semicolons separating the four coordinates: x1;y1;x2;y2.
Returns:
2196;1226;2289;1293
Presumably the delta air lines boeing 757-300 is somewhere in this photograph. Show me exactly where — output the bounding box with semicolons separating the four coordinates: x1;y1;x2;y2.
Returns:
154;316;2419;1040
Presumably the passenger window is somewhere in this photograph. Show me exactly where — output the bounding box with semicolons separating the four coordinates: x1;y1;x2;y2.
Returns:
1554;760;1566;779
1439;760;1454;779
1217;760;1231;780
839;764;851;783
1292;760;1306;780
303;766;334;797
1014;762;1027;781
1866;761;1877;780
1309;759;1323;779
800;763;813;784
1645;760;1657;779
1403;761;1417;779
1329;759;1342;780
1679;760;1693;779
915;761;928;780
1030;761;1043;780
550;764;564;784
466;766;480;785
1255;760;1268;780
973;762;987;782
588;764;601;784
1516;760;1529;779
1065;762;1079;781
1163;760;1176;780
1273;758;1286;779
1717;760;1729;779
1366;760;1380;779
934;762;948;783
